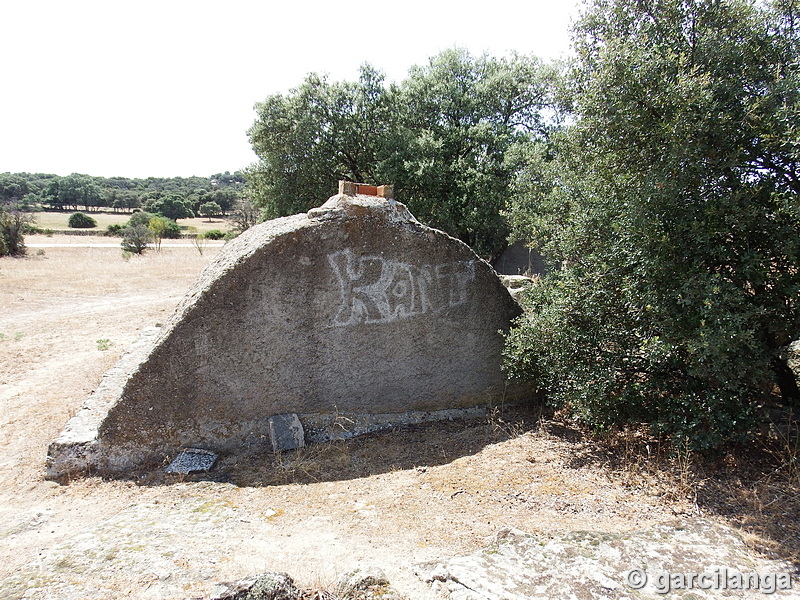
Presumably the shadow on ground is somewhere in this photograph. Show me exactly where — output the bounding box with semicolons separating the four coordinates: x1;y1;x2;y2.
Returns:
132;403;546;488
549;416;800;570
115;401;800;571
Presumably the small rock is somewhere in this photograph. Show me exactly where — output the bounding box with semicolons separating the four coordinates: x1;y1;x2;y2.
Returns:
246;572;299;600
165;448;218;474
336;567;395;599
204;576;259;600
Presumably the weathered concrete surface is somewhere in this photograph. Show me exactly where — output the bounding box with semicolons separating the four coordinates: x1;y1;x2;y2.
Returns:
417;520;798;600
47;193;525;478
491;240;547;277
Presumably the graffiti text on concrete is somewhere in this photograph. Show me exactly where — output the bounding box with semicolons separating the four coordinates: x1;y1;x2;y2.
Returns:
329;249;475;326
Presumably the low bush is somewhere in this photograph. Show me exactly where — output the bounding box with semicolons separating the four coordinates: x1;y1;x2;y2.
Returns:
203;229;225;240
105;224;125;237
68;212;97;228
23;224;54;236
162;218;181;239
0;204;32;256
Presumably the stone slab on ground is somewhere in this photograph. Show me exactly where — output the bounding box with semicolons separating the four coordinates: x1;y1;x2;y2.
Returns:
267;414;305;453
165;448;218;474
416;520;798;600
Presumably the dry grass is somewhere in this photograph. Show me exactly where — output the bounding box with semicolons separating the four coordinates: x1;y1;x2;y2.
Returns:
0;245;221;298
557;420;800;564
179;216;233;232
32;211;130;230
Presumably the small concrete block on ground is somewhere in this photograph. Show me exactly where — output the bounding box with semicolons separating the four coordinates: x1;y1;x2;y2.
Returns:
268;413;305;452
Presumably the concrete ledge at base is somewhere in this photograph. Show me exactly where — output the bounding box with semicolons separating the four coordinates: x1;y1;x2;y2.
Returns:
45;405;494;480
45;327;163;480
301;406;489;443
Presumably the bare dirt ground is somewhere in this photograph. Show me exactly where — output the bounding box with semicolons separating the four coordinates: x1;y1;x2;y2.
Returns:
0;238;798;599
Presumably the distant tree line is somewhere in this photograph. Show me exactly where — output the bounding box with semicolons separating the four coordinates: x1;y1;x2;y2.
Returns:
0;171;245;219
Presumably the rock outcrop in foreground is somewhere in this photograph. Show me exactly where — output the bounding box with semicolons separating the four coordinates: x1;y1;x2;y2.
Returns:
47;189;525;478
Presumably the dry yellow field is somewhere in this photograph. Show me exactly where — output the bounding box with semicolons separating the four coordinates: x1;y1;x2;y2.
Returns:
31;211;232;233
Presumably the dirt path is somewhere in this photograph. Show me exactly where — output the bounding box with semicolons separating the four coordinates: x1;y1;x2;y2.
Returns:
0;244;795;599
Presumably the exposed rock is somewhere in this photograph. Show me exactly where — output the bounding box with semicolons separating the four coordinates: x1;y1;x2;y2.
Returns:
417;520;797;599
201;575;259;600
194;572;300;600
336;567;398;599
165;448;218;474
491;240;546;277
245;573;298;600
497;275;534;302
47;189;528;478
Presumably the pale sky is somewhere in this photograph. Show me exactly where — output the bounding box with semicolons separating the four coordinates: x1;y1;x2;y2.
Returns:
1;0;580;179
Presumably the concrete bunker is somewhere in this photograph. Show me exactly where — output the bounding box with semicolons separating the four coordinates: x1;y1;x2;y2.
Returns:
47;184;527;478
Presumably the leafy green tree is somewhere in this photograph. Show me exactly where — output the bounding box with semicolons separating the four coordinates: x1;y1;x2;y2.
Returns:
127;210;156;228
203;188;238;215
199;201;221;222
247;64;396;218
146;215;181;250
121;224;151;255
391;49;557;256
0;174;29;203
504;0;800;449
246;52;557;257
148;216;169;251
230;199;261;232
110;190;142;212
45;174;102;211
145;194;194;220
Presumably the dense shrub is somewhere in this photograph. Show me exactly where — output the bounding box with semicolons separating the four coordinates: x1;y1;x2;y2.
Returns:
199;201;221;221
203;229;225;240
105;223;125;237
23;224;54;236
161;218;181;239
127;210;155;227
68;211;97;228
503;0;800;451
0;204;32;256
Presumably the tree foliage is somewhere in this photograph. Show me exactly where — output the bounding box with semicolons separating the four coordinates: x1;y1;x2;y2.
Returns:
67;211;97;228
121;224;151;255
247;65;396;219
394;50;557;256
199;201;221;221
1;171;245;216
0;202;33;256
246;50;558;257
144;194;195;221
504;0;800;449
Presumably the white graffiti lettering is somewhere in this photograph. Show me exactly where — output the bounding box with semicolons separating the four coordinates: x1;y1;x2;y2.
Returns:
329;249;476;326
